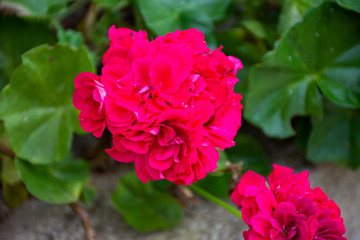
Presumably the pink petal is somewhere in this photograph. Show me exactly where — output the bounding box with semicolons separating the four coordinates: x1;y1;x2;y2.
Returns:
105;147;136;163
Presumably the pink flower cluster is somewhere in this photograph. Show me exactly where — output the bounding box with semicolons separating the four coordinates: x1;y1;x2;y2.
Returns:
73;26;243;185
231;165;346;240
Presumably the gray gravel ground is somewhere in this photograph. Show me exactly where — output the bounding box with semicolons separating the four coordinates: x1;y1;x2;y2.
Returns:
0;163;359;240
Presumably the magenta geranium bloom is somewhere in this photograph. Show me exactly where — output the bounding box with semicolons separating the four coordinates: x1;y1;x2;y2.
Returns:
73;26;243;185
231;164;346;240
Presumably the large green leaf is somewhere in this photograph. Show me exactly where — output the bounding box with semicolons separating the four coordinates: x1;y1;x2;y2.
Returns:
0;0;70;17
49;155;90;181
337;0;360;13
307;102;360;168
316;44;360;108
0;44;94;164
245;3;360;138
15;157;89;204
0;16;56;91
278;0;324;33
136;0;230;46
112;171;183;233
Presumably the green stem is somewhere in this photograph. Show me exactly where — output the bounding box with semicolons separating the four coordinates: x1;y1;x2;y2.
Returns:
188;184;242;220
55;0;87;22
51;19;64;32
50;0;87;32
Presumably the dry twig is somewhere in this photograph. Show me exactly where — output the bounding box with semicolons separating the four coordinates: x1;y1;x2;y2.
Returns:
69;202;95;240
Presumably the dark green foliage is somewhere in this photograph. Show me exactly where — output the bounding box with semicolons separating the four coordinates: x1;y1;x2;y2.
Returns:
16;157;89;204
245;3;360;138
111;171;183;232
0;44;94;164
307;101;360;168
227;135;271;176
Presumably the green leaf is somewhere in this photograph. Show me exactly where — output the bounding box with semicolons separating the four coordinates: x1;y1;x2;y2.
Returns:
183;0;231;21
3;182;29;208
242;20;267;39
0;44;94;164
307;102;360;168
56;30;98;74
0;0;70;18
50;156;89;181
217;149;229;172
80;185;97;207
112;171;183;233
193;172;232;198
216;28;267;64
153;179;173;191
178;10;216;48
278;0;324;33
295;117;312;149
136;0;230;46
245;3;360;138
316;44;360;109
226;134;271;176
0;16;56;91
337;0;360;13
57;29;84;48
15;157;89;204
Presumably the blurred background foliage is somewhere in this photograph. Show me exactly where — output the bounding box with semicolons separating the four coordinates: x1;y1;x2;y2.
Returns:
0;0;359;233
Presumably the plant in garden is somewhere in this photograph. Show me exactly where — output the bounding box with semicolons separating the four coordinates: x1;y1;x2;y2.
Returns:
231;164;346;239
0;0;359;238
73;26;243;185
245;2;360;168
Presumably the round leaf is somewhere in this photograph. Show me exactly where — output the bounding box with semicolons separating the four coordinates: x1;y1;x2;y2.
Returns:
307;102;360;168
112;171;183;233
15;158;88;204
0;44;94;164
50;157;90;181
278;0;324;33
245;3;360;138
136;0;229;46
337;0;360;13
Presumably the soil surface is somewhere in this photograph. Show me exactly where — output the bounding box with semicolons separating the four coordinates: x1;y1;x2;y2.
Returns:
0;132;359;240
0;162;359;240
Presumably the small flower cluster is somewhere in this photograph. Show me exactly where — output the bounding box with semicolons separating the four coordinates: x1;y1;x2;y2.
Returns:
73;26;243;185
231;165;346;240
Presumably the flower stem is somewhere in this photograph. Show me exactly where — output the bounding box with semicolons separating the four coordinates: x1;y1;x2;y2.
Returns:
0;144;16;159
69;202;95;240
188;184;242;220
